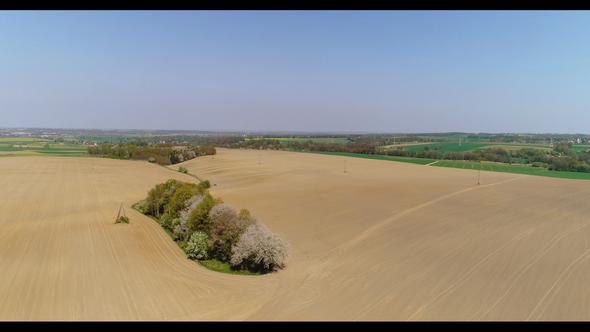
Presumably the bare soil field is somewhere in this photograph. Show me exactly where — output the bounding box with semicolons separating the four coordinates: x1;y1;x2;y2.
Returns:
1;151;590;320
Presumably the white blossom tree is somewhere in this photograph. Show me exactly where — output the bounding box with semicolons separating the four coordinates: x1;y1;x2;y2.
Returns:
230;222;290;271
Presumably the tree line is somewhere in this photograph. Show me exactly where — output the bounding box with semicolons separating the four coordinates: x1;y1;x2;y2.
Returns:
137;133;590;174
87;142;216;165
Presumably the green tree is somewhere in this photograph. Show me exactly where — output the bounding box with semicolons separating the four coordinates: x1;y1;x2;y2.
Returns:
187;194;223;235
165;183;199;219
208;203;256;261
185;232;209;260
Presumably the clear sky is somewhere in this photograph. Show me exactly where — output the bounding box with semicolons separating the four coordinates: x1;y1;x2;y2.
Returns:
1;10;589;134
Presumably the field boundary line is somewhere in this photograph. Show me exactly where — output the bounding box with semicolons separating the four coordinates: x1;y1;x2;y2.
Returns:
162;164;205;182
425;160;439;166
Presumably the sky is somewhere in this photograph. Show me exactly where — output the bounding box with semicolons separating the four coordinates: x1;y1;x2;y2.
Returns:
1;10;589;134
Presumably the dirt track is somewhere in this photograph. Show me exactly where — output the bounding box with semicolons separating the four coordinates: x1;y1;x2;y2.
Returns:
1;150;590;320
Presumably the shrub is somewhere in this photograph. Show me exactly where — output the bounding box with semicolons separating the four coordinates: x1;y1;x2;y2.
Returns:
173;219;189;241
178;166;188;174
185;231;209;260
148;157;156;163
200;180;211;189
230;222;290;272
160;212;171;227
115;216;129;224
134;200;147;213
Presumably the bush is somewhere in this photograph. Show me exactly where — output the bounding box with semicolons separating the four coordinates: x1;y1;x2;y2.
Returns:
134;200;147;213
200;180;211;189
173;219;189;241
531;162;549;168
185;231;210;260
148;157;156;163
115;216;129;224
178;166;188;174
230;222;290;272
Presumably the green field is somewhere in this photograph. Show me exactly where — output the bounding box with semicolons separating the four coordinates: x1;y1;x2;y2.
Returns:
77;136;134;143
276;137;350;145
431;161;590;180
246;137;350;145
301;151;436;165
570;144;590;152
384;142;554;154
0;140;87;156
394;142;494;153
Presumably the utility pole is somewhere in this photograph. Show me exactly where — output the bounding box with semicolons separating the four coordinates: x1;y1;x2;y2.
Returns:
259;154;261;164
478;170;480;185
344;160;347;173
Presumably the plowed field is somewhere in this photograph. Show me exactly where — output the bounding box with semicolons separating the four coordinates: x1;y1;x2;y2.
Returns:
1;150;589;320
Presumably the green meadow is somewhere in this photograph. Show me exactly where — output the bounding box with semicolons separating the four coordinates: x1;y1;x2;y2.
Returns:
431;161;590;180
301;151;436;165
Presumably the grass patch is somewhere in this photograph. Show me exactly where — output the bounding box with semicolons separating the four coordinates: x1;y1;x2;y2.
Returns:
571;145;590;152
432;161;590;180
297;151;436;165
397;142;494;153
35;150;86;155
197;259;263;276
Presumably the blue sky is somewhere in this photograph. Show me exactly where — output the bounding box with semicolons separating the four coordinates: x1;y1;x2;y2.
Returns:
1;11;589;133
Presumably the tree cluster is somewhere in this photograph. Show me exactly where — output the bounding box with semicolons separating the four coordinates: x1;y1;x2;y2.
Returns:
137;179;290;273
87;142;216;165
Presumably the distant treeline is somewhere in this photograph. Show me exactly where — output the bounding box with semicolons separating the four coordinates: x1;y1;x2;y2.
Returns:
86;134;590;173
187;135;590;174
87;142;216;165
384;143;590;173
382;144;590;172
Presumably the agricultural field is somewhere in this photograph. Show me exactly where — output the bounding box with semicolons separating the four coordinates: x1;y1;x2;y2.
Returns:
304;151;436;165
276;137;350;145
2;150;590;320
247;137;350;145
432;161;590;180
77;136;134;143
570;144;590;152
0;138;87;156
381;141;554;154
